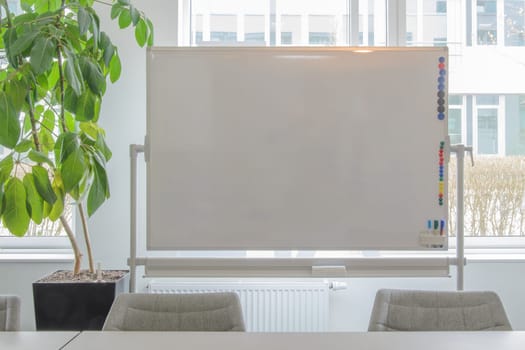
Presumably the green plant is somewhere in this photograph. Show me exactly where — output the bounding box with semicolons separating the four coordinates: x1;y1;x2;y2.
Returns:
0;0;153;274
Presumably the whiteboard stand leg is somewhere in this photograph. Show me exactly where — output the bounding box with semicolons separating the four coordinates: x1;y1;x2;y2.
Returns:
129;144;144;293
450;144;473;291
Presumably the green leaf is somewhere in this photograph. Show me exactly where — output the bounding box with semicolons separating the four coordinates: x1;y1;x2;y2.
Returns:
75;89;97;121
0;155;14;184
65;111;76;132
62;147;86;192
3;28;19;68
135;18;147;47
30;36;56;75
21;0;35;12
90;10;100;51
0;91;21;149
87;159;109;216
64;86;79;115
54;132;78;163
48;184;64;221
110;4;123;20
109;52;121;83
23;173;44;224
38;128;55;153
32;165;57;205
78;6;91;36
118;9;132;29
3;178;31;236
146;18;154;46
28;150;54;167
80;122;99;141
130;5;140;25
117;0;130;5
0;185;4;217
96;134;112;161
42;109;56;131
14;139;33;153
64;50;85;96
8;31;39;56
48;62;60;89
100;32;115;67
5;79;27;112
80;57;106;95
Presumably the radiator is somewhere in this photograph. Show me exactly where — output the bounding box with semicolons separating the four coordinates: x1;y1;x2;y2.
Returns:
147;281;333;332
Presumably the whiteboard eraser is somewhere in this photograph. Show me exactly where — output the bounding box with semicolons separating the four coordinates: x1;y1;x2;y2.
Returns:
419;232;447;246
311;265;347;276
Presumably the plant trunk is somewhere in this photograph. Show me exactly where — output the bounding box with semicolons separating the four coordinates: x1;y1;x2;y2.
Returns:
60;215;82;275
78;202;95;274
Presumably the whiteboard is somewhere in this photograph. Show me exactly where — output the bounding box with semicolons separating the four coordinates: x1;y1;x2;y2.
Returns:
146;47;448;250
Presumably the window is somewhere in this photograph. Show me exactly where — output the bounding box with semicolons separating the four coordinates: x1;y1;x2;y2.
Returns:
182;0;525;246
505;0;525;45
0;2;70;250
0;147;71;249
477;0;498;45
406;0;447;46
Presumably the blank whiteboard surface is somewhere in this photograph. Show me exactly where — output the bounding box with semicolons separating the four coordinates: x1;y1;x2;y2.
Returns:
146;47;448;250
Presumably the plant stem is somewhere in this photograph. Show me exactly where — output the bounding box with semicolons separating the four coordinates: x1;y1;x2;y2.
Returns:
60;215;83;275
27;92;42;152
56;50;68;133
78;202;95;274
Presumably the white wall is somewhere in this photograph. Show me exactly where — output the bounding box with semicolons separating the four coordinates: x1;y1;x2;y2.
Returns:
1;0;525;332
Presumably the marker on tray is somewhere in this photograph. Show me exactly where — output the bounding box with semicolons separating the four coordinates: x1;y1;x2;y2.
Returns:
440;220;445;236
434;220;439;235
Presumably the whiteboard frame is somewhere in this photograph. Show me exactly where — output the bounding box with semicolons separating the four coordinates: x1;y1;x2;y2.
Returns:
145;46;449;251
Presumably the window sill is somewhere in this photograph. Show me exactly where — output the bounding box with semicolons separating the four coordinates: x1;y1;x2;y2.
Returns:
0;249;74;263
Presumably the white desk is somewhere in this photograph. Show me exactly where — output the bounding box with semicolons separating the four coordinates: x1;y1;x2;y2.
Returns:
0;331;79;350
64;331;525;350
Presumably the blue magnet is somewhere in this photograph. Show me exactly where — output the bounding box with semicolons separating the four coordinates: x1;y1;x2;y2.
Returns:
439;56;445;63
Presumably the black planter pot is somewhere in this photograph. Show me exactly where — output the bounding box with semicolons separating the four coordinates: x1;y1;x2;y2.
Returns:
33;270;129;331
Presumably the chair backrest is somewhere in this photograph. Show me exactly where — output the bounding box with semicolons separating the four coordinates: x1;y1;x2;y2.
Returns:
0;295;21;331
368;289;512;331
103;292;245;331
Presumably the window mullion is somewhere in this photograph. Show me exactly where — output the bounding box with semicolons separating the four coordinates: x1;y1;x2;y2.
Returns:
387;0;406;46
350;0;359;45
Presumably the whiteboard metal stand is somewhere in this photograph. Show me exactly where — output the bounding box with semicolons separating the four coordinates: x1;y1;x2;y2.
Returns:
449;144;474;291
128;143;471;293
129;144;144;292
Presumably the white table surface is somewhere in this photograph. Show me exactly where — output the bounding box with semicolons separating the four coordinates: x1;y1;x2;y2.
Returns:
0;331;79;350
63;331;525;350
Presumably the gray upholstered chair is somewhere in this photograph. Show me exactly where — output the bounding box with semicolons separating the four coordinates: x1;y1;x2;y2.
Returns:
368;289;512;331
0;295;21;331
103;292;245;331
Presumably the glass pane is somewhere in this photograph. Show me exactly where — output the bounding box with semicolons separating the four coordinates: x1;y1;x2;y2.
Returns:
448;94;462;105
478;108;499;154
359;0;385;46
280;0;349;46
477;94;499;105
477;0;498;45
505;0;525;46
191;0;350;47
448;108;462;144
406;0;448;46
